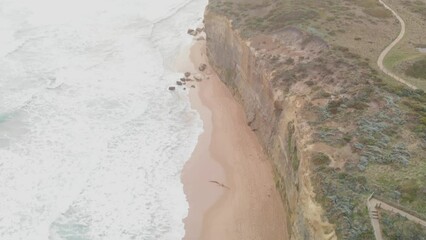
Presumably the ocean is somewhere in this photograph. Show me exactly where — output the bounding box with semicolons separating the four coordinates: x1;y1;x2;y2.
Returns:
0;0;206;239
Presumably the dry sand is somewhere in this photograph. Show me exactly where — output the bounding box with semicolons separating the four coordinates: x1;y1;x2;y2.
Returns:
180;40;288;240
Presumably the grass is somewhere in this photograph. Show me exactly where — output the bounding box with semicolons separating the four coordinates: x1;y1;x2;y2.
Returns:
364;157;426;214
376;0;426;90
311;162;374;239
208;0;426;238
363;7;392;18
399;179;421;203
351;0;392;18
383;50;414;69
403;0;426;20
302;47;426;237
406;58;426;80
312;152;331;166
287;121;300;171
381;211;426;239
382;49;426;90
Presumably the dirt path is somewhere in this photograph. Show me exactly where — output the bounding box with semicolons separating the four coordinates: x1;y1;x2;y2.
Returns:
367;194;426;240
367;197;384;240
377;0;418;90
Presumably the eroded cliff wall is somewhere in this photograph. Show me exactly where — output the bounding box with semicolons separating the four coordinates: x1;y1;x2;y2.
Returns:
204;10;336;240
203;0;426;238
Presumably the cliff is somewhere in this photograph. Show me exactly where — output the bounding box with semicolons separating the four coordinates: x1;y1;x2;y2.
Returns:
204;10;336;240
204;0;426;239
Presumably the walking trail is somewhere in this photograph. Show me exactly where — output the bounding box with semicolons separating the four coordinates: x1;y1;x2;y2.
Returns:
377;0;418;90
367;194;426;240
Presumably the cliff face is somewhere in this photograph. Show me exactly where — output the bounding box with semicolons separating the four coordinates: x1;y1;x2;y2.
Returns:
204;0;426;239
204;11;336;240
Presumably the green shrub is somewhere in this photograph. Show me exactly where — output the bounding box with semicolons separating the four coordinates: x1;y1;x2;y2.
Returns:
312;152;331;166
405;58;426;80
285;57;295;65
363;7;392;18
381;211;426;239
399;179;420;203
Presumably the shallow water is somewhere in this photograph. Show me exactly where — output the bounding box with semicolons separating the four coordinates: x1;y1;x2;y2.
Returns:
0;0;206;239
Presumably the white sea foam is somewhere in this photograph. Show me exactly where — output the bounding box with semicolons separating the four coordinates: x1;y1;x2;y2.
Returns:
0;0;206;239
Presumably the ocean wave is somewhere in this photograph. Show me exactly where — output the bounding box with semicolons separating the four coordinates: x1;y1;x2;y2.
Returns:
0;0;206;239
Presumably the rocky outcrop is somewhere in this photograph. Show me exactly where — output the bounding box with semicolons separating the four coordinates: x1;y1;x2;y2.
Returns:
204;9;336;240
199;63;207;71
187;29;197;36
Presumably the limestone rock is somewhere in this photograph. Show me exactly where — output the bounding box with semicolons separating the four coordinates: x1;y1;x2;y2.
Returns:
199;64;207;71
194;74;203;81
187;29;196;36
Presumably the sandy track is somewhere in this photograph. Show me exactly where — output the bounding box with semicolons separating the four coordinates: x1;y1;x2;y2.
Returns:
377;0;417;90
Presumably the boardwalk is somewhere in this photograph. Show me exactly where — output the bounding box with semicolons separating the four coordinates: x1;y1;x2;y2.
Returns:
367;194;426;240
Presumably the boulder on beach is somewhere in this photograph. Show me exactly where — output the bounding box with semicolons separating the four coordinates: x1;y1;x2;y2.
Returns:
194;74;203;82
184;72;191;77
187;29;196;36
176;81;183;86
199;63;207;71
196;36;205;41
196;27;204;33
180;78;186;82
191;85;196;88
168;86;176;91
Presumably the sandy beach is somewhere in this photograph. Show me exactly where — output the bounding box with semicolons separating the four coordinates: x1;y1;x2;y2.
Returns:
180;39;289;239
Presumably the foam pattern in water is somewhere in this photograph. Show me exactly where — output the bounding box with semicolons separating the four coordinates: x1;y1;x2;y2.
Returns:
0;0;206;239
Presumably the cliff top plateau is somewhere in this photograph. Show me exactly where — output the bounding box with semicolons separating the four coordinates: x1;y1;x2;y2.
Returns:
204;0;426;239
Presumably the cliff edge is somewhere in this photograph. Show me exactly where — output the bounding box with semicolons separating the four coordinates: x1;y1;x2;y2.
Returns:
204;0;426;239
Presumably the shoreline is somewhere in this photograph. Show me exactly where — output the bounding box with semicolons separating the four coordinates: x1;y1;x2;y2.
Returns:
181;39;289;239
179;39;226;239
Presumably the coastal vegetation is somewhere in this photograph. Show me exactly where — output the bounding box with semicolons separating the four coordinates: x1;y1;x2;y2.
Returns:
381;211;426;239
206;0;426;238
380;0;426;90
406;58;426;80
